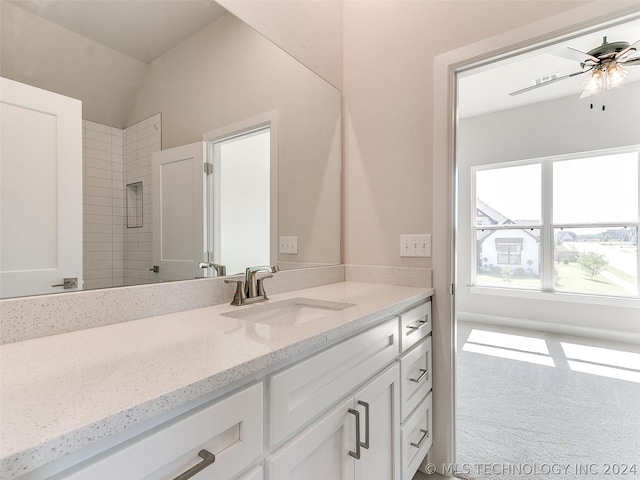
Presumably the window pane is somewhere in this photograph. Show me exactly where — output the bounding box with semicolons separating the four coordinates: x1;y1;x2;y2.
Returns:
476;228;541;289
554;227;638;296
476;164;541;225
553;153;638;224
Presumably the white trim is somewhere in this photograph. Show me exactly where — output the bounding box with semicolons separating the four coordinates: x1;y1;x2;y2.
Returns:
434;2;640;475
457;310;640;346
468;285;640;308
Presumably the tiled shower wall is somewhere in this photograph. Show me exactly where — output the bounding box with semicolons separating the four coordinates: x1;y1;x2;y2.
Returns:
123;114;162;286
82;121;125;290
82;114;161;290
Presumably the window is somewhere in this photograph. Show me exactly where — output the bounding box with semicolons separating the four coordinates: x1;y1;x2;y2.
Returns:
473;149;639;298
496;239;522;265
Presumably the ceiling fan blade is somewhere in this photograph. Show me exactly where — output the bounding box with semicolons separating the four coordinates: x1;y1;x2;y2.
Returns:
615;39;639;60
509;69;591;96
567;46;600;64
620;57;640;66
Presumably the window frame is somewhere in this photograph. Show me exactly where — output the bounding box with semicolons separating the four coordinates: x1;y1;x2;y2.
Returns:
471;145;640;299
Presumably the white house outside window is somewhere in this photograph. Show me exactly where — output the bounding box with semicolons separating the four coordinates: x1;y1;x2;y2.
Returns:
472;148;639;298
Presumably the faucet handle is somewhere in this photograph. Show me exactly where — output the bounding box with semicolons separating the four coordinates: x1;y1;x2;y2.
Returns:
224;279;246;306
257;274;273;297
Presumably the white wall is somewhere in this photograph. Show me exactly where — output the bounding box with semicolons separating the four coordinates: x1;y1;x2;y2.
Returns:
341;0;588;269
218;0;343;90
456;82;640;340
0;2;148;128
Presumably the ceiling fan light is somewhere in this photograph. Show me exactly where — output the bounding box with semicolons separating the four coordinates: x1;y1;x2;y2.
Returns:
581;70;603;94
606;64;628;88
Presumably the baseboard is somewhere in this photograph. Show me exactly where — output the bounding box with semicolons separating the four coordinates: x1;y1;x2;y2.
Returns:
457;311;640;345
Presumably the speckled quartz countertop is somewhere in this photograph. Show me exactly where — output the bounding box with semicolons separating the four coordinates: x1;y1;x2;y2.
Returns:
0;281;433;479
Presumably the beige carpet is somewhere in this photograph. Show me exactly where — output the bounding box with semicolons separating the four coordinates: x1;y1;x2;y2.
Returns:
456;320;640;480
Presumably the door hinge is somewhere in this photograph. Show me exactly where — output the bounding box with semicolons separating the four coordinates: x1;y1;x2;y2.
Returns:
204;163;213;175
450;283;455;296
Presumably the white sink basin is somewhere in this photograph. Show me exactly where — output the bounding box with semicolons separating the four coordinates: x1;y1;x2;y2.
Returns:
221;297;354;326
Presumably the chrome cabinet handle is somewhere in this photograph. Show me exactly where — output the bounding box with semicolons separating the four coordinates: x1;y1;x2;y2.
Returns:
409;369;429;383
173;449;215;480
357;400;370;449
348;408;361;459
410;429;430;449
406;317;430;330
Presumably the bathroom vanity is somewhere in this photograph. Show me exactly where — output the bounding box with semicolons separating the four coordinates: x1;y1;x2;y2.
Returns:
0;282;433;480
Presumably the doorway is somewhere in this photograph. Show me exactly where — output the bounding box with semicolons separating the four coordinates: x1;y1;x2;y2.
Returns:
453;10;640;480
210;127;271;275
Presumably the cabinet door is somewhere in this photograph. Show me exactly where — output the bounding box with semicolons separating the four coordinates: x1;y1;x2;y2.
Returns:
266;397;356;480
354;364;401;480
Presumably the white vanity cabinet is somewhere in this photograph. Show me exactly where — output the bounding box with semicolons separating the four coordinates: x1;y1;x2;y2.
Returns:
54;383;263;480
20;293;433;480
397;300;433;480
266;364;400;480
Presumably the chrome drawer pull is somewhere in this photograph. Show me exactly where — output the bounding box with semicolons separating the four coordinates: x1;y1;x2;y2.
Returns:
409;369;429;383
406;318;429;330
173;449;215;480
358;400;370;449
348;408;361;459
410;429;430;449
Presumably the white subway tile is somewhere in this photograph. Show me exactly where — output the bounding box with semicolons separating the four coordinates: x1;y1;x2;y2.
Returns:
85;138;111;153
85;242;113;252
85;186;113;199
85;167;112;180
86;223;112;234
111;127;124;137
86;250;113;261
85;214;113;225
85;195;113;207
85;176;112;189
86;259;113;270
85;205;112;216
85;157;111;171
85;129;112;144
86;233;113;243
84;278;114;290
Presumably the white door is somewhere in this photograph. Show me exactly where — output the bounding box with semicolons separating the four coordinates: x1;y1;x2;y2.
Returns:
265;397;356;480
152;142;207;282
354;364;401;480
0;77;82;298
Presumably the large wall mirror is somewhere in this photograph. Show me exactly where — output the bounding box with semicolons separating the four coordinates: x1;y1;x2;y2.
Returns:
0;0;341;299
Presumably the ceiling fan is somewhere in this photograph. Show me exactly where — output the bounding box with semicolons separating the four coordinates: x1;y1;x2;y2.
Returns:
509;36;640;107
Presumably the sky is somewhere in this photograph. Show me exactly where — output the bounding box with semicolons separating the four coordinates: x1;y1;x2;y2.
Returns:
476;152;639;225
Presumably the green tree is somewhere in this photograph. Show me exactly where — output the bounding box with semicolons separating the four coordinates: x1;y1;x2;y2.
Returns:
578;252;609;280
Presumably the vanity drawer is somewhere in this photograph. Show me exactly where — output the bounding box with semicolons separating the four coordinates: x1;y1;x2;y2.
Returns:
400;336;432;421
58;383;263;480
399;301;431;352
401;392;432;480
268;318;398;446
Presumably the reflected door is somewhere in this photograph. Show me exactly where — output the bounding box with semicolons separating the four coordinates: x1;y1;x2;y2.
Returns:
152;142;207;282
0;78;82;298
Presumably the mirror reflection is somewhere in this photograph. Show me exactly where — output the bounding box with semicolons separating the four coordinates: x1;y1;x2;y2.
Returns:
0;0;341;299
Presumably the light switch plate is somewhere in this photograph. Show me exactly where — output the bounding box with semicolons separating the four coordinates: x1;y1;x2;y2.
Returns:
400;234;431;257
279;236;298;255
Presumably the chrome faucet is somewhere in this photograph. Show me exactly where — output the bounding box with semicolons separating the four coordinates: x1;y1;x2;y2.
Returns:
198;262;227;277
225;265;279;306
